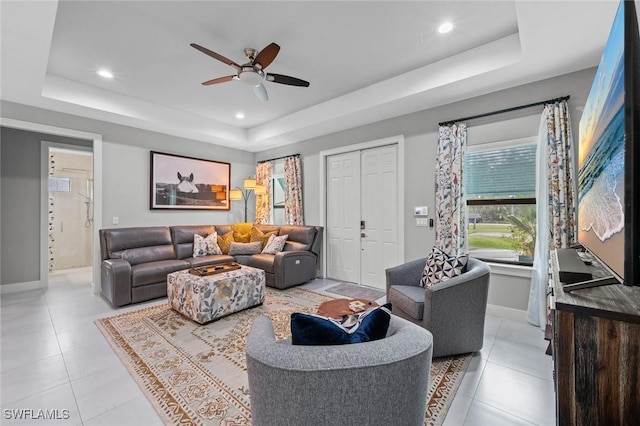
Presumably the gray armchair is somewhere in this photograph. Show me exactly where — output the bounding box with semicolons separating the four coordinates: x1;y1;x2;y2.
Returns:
246;315;433;426
386;257;490;358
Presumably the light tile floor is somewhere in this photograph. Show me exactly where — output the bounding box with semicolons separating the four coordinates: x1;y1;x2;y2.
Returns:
1;267;555;425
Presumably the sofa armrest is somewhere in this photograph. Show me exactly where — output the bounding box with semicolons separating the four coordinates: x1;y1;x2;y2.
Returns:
272;251;318;289
101;259;132;307
385;257;426;293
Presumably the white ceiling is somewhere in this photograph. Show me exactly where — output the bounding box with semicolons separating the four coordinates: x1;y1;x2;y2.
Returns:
0;1;619;152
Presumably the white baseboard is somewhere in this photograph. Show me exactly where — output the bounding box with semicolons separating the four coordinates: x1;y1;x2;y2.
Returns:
486;303;528;323
0;280;44;294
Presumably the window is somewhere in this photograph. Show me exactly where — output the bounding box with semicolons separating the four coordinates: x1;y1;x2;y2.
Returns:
272;177;286;224
271;160;286;224
465;138;537;265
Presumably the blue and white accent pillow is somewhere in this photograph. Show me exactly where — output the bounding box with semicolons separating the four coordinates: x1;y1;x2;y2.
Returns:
291;303;392;345
193;232;222;257
261;234;289;254
419;246;468;287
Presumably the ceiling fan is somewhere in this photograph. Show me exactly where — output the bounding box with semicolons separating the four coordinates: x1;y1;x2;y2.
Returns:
190;42;310;102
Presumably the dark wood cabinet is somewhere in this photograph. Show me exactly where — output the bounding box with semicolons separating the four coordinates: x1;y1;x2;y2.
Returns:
549;250;640;425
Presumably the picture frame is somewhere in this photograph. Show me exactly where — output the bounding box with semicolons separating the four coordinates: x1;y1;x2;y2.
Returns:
150;151;231;210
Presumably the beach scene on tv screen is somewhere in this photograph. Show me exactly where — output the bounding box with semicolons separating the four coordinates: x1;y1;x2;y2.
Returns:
578;1;625;278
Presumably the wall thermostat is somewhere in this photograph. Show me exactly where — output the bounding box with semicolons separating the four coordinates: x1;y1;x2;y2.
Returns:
414;206;428;217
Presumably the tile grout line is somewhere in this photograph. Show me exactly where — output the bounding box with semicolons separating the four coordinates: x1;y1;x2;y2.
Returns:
45;278;86;425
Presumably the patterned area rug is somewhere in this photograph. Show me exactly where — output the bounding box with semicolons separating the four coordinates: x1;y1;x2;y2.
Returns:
324;282;386;301
96;287;471;426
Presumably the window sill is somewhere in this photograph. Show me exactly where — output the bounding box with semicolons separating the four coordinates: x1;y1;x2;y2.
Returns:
486;262;532;279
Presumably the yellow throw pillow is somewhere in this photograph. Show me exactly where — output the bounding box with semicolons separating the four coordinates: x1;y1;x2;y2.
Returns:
217;231;235;254
250;227;278;248
233;223;253;243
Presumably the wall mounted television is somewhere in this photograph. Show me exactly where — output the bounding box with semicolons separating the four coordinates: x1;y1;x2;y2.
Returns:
577;0;640;288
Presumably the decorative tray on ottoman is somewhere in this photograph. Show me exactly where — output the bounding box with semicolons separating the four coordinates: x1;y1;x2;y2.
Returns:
188;262;241;276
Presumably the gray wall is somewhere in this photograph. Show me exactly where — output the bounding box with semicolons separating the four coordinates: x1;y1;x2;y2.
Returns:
1;67;597;311
0;105;256;286
256;67;597;311
0;127;92;285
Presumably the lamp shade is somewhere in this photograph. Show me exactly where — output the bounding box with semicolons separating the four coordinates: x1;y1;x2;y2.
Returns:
243;178;257;189
254;185;267;195
229;189;243;200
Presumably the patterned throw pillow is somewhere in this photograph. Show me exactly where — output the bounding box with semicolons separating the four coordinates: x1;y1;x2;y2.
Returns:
261;234;289;254
419;246;469;287
217;231;235;255
291;303;392;345
193;233;222;257
228;241;263;255
250;227;277;248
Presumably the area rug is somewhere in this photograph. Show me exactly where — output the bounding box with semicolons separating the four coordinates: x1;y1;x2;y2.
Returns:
324;281;386;301
96;287;470;426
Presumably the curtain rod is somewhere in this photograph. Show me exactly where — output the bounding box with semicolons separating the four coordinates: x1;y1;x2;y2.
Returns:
438;95;570;127
257;153;300;164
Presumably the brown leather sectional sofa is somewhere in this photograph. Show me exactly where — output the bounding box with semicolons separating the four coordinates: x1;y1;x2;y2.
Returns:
98;224;323;307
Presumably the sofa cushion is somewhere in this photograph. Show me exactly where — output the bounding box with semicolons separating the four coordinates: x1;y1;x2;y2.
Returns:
388;285;424;320
250;227;277;248
291;303;392;345
279;226;315;245
283;241;310;252
229;241;262;255
131;260;189;287
217;231;235;254
193;233;222;257
420;246;468;287
172;225;215;244
247;254;275;274
262;234;288;254
111;245;176;266
171;225;216;259
184;254;234;268
213;224;233;235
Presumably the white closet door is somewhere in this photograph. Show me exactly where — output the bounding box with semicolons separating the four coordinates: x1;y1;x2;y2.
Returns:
360;145;398;289
326;151;361;283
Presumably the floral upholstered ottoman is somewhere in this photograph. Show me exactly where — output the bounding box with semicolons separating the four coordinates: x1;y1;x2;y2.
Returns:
167;265;265;324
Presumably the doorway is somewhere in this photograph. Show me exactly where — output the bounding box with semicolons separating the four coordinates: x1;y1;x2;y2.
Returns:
322;136;404;290
46;145;94;283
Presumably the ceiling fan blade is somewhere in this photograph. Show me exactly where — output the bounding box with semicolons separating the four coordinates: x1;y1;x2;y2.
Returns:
266;73;310;87
253;43;280;70
253;83;269;102
201;75;236;86
190;43;241;71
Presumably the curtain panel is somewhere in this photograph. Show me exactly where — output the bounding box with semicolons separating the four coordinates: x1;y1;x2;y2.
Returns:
255;161;273;224
283;156;304;225
528;100;576;328
434;122;468;255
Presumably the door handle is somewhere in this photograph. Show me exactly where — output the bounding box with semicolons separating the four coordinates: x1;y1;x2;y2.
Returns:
361;232;366;238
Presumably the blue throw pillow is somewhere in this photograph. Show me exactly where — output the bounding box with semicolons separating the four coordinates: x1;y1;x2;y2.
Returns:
291;303;392;345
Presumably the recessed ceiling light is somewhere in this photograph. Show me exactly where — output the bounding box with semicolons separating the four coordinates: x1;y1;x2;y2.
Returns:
97;69;114;79
235;112;245;120
438;22;454;34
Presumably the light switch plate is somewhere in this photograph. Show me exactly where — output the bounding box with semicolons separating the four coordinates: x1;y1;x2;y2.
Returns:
416;218;428;227
112;216;119;225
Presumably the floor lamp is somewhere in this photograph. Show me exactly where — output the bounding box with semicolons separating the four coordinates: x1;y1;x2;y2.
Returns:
229;178;266;223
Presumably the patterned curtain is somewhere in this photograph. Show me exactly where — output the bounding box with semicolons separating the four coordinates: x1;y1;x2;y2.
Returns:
528;100;576;328
284;156;304;225
434;122;467;255
255;161;273;224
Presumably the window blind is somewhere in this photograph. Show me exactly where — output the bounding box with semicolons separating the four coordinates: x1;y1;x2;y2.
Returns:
465;144;536;198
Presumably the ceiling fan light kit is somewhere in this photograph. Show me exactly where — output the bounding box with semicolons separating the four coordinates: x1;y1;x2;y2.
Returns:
190;42;310;102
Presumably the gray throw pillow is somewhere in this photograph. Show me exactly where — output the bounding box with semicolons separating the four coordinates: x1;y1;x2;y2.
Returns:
228;241;263;255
